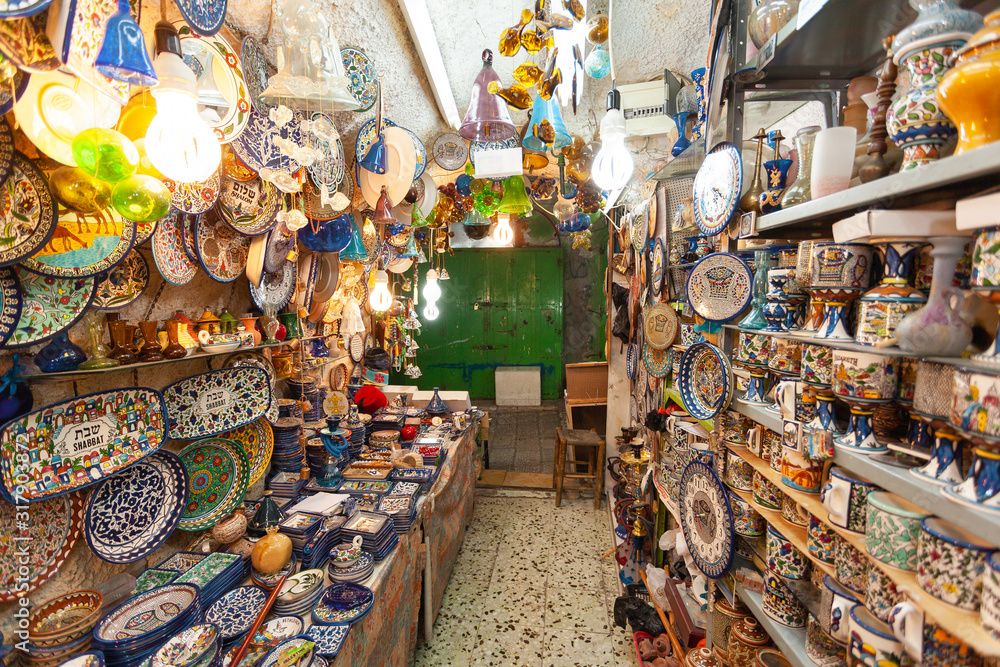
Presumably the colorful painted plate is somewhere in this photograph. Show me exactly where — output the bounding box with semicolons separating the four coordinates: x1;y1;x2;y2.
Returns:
311;583;374;625
0;491;83;602
323;391;349;418
195;208;250;283
153;624;218;667
0;266;22;347
650;239;664;296
0;0;54;21
218;417;273;488
134;218;157;245
7;268;95;348
220;616;304;667
0;118;13;188
231;108;303;175
218;176;280;236
354;117;397;168
164;367;271;440
182;212;199;262
643;303;678;350
686;252;753;322
225;351;278;424
692;141;742;237
92;250;149;310
223;145;257;182
176;22;251;141
643;344;670;378
0;65;28;115
94;583;200;643
305;626;349;658
177;438;250;531
173;0;227;37
626;343;638;380
348;334;363;362
307;113;345;189
678;342;733;421
152;209;198;286
20;206;135;278
341;47;379;112
432;132;468;171
258;638;314;667
205;586;267;640
0;153;56;267
84;450;187;564
402;126;426;180
240;36;272;115
166;169;221;215
263;224;294;273
250;260;297;311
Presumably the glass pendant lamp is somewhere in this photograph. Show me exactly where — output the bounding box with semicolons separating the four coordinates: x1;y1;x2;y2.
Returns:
95;0;158;86
360;135;387;175
373;186;395;225
497;175;532;216
341;217;369;262
459;50;517;142
522;94;571;151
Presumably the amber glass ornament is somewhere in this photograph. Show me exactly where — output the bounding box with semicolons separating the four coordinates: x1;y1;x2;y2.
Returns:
538;68;562;100
563;0;585;21
486;81;533;110
499;9;531;57
513;62;543;87
50;167;112;213
587;12;609;43
521;29;553;54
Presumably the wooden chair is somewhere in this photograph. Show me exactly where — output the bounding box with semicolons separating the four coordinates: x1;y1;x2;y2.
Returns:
553;427;606;508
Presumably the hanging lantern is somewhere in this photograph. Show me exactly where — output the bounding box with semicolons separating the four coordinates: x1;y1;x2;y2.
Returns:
459;50;517;142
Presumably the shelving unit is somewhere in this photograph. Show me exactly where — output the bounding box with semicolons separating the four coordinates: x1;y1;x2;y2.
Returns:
733;582;811;667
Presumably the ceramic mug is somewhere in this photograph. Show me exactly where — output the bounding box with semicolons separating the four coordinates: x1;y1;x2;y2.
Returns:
952;369;1000;439
781;430;823;494
763;568;808;628
913;360;954;420
808;516;838;564
752;471;782;510
781;494;809;527
917;517;996;611
848;604;905;667
766;524;810;580
806;613;846;667
831;350;899;403
810;242;873;290
722;410;747;445
801;343;834;387
738;332;772;367
767;429;784;473
774;379;816;422
726;450;754;492
835;537;870;595
769;337;803;376
866;566;904;623
947;447;1000;513
819;574;860;643
889;601;983;665
730;491;766;537
865;491;930;571
822;467;880;533
982;552;1000;640
746;425;764;459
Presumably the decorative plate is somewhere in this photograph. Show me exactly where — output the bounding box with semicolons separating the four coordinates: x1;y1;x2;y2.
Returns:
341;47;379;112
182;213;199;261
402;126;427;180
469;136;519;181
0;266;22;346
223;146;257;182
164;367;270;440
0;0;54;21
305;626;350;657
220;616;304;667
0;153;57;267
650;239;664;296
94;583;200;642
7;268;95;348
173;0;227;38
134;219;157;246
305;171;353;220
240;36;272;115
324;391;349;418
0;118;13;188
0;386;168;502
225;351;278;424
263;224;294;273
258;637;315;667
133;568;178;596
312;583;374;625
48;0;129;104
354;117;397;168
173;551;239;586
250;260;297;312
218;417;274;488
21;206;135;278
92;250;149;310
84;450;187;564
330;362;349;391
687;252;753;322
0;491;83;602
177;438;250;532
631;212;646;254
678;342;733;421
152;209;198;286
166;170;221;215
692;142;742;237
153;624;218;667
432;132;468;171
231;108;303;175
307;113;346;189
643;344;670;379
218;177;280;236
205;586;267;640
348;334;364;362
643;303;678;350
679;460;735;579
176;23;251;140
0;66;28;116
195;209;250;283
626;343;638;380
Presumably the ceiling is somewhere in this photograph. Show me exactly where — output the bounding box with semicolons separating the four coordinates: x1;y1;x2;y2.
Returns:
222;0;712;178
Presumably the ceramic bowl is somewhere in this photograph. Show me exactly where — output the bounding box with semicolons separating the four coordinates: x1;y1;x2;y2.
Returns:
200;340;243;354
28;590;103;643
153;624;219;667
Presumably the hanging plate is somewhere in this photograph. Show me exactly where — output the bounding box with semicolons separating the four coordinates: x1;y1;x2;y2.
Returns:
263;224;294;274
134;218;157;246
643;303;678;350
679;460;735;579
164;367;271;440
0;65;28;116
307;113;346;190
7;268;94;348
678;342;733;421
643;343;670;378
217;176;280;236
402;126;427;180
650;239;664;296
0;267;19;348
223;145;257;182
0;153;56;267
176;22;250;141
692;141;742;237
0;1;54;23
92;250;149;310
250;259;297;311
240;36;272;115
625;343;638;380
172;0;227;37
432;132;468;171
218;417;274;488
686;252;753;322
0;492;83;603
84;450;187;564
340;47;379;112
195;208;250;283
630;212;645;254
231;108;303;175
177;438;249;532
349;333;364;362
20;206;135;278
152;209;198;286
166;169;221;215
0;118;13;189
246;233;266;287
182;212;199;261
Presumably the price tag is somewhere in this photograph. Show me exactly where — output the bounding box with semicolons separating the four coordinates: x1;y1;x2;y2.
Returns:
796;0;829;30
756;34;776;72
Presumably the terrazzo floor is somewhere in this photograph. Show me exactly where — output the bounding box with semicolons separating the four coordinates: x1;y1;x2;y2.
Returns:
411;490;637;667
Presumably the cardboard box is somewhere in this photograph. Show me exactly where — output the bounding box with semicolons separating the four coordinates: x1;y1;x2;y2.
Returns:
565;362;608;401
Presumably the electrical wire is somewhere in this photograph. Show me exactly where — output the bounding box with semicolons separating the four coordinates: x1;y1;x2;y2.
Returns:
608;0;615;87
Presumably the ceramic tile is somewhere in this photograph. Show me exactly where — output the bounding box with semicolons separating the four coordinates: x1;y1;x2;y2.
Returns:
414;613;476;667
468;623;543;667
545;585;612;634
541;629;617;667
479;580;545;628
609;626;638;667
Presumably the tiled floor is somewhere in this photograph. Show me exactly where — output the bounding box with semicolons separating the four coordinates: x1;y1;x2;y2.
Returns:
482;401;564;474
412;490;637;667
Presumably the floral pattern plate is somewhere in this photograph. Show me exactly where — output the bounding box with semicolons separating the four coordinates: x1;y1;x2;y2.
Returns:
205;586;267;640
0;118;14;187
0;15;59;73
152;209;198;286
341;47;378;112
176;23;250;141
218;417;273;488
0;0;55;20
163;367;271;440
687;252;753;322
166;169;221;215
249;260;296;311
231;108;303;175
218;176;280;236
0;386;168;502
84;450;187;564
21;205;135;278
678;342;733;421
7;268;95;347
263;224;294;273
195;209;250;283
173;552;239;586
258;637;314;667
134;218;157;245
354;117;397;167
305;625;350;657
225;351;278;424
0;491;83;602
153;624;218;667
182;213;198;262
92;250;149;310
312;583;374;625
173;0;227;37
177;438;250;532
0;267;22;346
94;583;200;642
0;153;57;267
0;66;29;115
240;36;272;115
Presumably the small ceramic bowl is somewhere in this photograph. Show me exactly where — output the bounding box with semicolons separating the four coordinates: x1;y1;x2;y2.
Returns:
28;590;103;644
330;536;364;568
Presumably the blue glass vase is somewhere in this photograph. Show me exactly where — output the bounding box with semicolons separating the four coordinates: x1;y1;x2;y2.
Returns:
740;249;772;329
36;332;87;373
671;112;690;157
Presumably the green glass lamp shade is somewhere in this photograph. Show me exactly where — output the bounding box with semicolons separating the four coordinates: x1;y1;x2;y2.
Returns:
411;205;428;228
497;175;532;215
49;166;112;213
341;218;369;262
71;128;140;183
522;95;571;151
111;175;171;222
400;231;419;257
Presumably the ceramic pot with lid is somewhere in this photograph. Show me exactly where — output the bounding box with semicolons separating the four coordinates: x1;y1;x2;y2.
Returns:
729;617;770;667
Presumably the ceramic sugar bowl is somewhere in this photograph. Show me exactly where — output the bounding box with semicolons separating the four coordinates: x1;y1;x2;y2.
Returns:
729;617;770;667
331;535;364;568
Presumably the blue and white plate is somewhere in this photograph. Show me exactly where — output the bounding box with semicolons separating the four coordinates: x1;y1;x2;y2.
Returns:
311;583;373;626
173;0;227;36
204;586;268;641
0;266;22;346
678;342;733;421
249;259;296;312
304;626;350;657
400;126;426;180
85;450;188;564
163;367;271;440
626;343;638;380
231;108;303;175
0;0;53;19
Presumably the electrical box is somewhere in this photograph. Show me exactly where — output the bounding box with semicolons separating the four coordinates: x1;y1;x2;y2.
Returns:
618;75;672;138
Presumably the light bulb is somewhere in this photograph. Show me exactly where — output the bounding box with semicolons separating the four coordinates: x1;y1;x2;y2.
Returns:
422;301;440;320
493;213;514;245
592;90;633;191
423;269;441;302
144;22;221;182
369;270;392;312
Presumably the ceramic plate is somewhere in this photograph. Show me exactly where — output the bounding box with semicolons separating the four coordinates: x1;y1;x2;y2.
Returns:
177;438;250;531
224;145;257;182
687;252;753;322
359;127;416;207
626;343;637;380
650;239;664;296
177;23;251;141
225;351;278;424
678;342;733;421
7;268;95;348
205;586;267;640
263;224;294;273
311;583;374;625
246;233;266;286
0;0;54;21
693;142;742;237
324;391;349;417
173;0;227;38
134;218;157;246
163;367;271;440
240;36;272;115
166;170;221;215
21;205;135;278
402;126;427;180
0;491;83;602
92;250;149;310
341;47;378;112
153;624;218;667
218;417;274;488
231;108;303;175
152;209;198;286
0;65;28;116
259;637;314;667
195;208;250;283
84;450;187;564
305;626;349;658
307;113;346;189
182;212;198;261
220;616;304;667
0;266;22;347
0;118;13;188
643;343;670;378
217;177;280;236
349;334;364;362
250;260;297;311
94;583;200;642
432;132;468;171
469;137;519;182
0;386;168;502
0;153;56;267
643;303;678;350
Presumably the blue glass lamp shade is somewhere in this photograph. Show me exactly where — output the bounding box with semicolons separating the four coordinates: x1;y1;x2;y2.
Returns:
95;0;158;86
400;231;419;257
341;217;369;262
522;95;571;151
299;211;354;252
360;135;387;175
36;332;87;373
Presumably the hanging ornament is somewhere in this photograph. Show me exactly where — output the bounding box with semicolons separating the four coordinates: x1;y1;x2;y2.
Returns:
499;9;532;57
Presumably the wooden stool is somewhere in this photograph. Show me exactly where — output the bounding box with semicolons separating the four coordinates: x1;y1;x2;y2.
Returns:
553;427;605;509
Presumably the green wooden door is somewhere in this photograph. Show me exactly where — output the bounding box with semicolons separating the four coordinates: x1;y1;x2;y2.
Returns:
407;249;564;399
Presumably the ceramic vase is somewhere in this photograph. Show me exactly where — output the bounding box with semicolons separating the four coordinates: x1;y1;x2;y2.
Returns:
912;429;966;484
939;10;1000;154
945;447;1000;514
729;618;770;667
856;241;926;347
241;316;262;345
896;236;972;355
